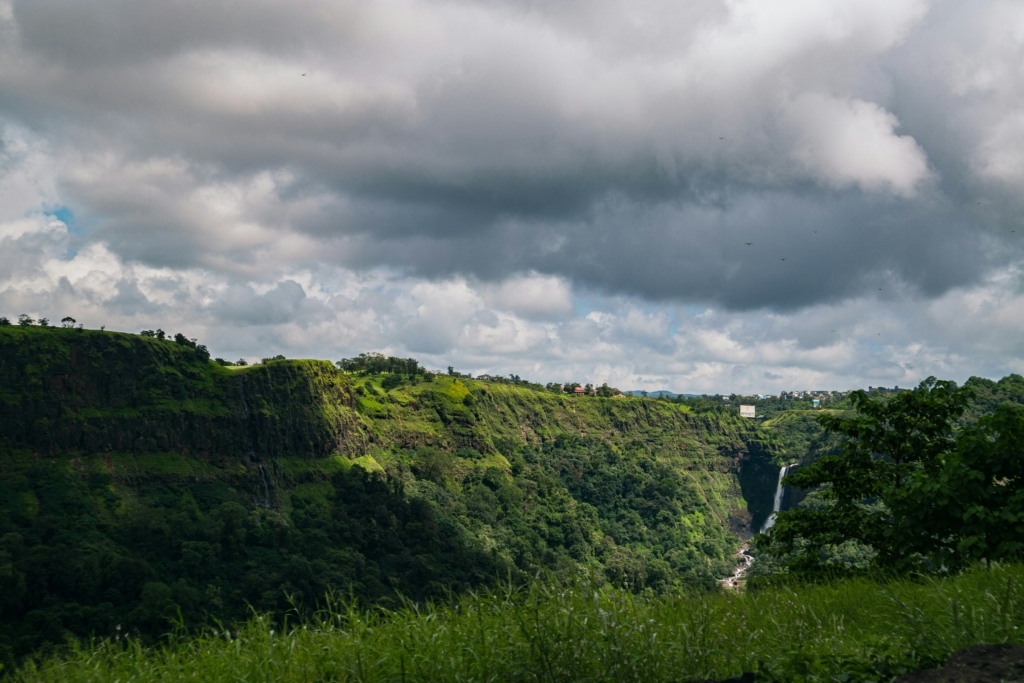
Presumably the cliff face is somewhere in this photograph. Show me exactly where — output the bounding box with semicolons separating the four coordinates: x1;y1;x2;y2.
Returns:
0;328;790;538
0;328;362;461
0;327;786;533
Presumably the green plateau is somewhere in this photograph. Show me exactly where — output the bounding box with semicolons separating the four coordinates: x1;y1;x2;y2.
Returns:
0;326;791;664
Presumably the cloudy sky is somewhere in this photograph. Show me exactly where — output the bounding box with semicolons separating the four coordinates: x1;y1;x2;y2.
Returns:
2;0;1024;393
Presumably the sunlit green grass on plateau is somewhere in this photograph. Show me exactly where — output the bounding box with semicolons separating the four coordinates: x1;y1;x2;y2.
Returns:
11;563;1024;683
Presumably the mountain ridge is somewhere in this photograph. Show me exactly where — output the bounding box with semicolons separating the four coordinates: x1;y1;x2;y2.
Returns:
0;326;783;664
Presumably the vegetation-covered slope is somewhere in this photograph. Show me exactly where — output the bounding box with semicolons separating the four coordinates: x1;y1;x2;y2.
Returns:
0;327;782;665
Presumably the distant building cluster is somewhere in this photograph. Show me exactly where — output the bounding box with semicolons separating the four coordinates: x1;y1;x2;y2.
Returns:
778;390;841;402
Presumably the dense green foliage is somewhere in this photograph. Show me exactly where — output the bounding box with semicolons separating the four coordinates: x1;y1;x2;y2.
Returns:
761;378;1024;574
336;353;426;377
964;374;1024;419
12;563;1024;683
0;327;782;667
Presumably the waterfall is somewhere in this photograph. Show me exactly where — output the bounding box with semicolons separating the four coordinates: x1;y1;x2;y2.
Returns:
760;464;790;533
258;464;272;509
239;377;273;509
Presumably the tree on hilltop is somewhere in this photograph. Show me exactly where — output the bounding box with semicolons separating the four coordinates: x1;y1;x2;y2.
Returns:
17;314;33;326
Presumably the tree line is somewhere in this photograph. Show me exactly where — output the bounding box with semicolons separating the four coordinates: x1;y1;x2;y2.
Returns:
0;314;80;328
757;377;1024;575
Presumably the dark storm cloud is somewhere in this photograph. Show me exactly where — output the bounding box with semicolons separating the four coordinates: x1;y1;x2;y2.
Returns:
1;0;1021;312
333;188;1000;310
208;280;313;326
107;278;156;315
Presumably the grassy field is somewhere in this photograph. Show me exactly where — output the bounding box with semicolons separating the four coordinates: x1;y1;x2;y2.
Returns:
10;563;1024;683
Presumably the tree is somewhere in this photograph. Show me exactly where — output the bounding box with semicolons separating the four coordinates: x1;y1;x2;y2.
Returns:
173;333;196;348
38;318;50;327
155;329;166;340
195;344;210;361
758;377;1024;573
0;316;9;326
413;446;456;483
236;358;248;366
140;329;155;337
61;317;76;328
17;314;33;326
901;403;1024;565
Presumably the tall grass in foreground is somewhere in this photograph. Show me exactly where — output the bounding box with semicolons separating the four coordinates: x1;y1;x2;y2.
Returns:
12;564;1024;683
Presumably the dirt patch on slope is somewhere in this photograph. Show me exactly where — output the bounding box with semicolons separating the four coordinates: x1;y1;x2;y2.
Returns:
895;644;1024;683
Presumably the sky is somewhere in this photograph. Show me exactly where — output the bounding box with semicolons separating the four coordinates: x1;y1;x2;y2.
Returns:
1;0;1024;393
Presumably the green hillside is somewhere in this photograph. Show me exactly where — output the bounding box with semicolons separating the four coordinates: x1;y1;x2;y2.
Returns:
0;326;786;665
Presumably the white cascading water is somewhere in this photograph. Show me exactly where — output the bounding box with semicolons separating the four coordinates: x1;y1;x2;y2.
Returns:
722;464;793;588
760;464;790;533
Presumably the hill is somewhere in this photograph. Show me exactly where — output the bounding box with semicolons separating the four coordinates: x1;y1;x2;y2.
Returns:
0;326;786;665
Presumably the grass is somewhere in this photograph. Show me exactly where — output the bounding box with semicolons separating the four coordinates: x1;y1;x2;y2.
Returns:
11;563;1024;683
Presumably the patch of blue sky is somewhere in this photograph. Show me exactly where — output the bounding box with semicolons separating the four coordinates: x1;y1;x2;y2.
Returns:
43;206;81;233
40;206;82;259
572;296;596;318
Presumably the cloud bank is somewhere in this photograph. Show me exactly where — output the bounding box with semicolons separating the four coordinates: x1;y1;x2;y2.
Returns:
1;0;1023;391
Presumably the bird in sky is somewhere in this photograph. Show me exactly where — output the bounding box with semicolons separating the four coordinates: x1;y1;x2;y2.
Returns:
780;258;786;261
302;73;307;76
745;242;752;245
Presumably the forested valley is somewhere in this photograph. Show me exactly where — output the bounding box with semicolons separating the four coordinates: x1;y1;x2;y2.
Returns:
2;325;1024;680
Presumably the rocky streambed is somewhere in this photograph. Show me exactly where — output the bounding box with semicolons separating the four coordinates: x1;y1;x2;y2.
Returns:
720;544;755;590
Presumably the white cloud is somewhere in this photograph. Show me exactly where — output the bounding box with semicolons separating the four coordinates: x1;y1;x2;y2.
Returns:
785;94;931;195
482;274;574;319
